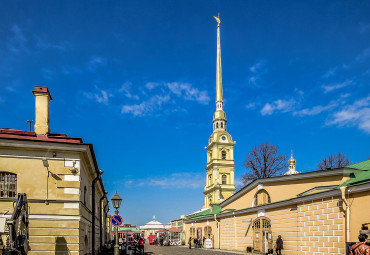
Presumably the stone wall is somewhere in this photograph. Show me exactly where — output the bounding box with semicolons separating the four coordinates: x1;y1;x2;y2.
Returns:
296;196;345;255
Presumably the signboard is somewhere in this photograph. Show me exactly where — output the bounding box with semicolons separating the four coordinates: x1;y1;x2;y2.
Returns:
111;215;123;226
204;238;213;249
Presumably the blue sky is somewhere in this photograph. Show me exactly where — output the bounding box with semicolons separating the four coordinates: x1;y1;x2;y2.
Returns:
0;1;369;226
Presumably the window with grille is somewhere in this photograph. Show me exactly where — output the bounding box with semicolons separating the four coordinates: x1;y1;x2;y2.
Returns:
190;227;196;238
262;219;271;229
0;172;17;198
204;226;212;238
253;219;260;229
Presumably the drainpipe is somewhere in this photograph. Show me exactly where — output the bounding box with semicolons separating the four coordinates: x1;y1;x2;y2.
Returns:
92;170;103;255
340;186;350;242
214;214;220;249
103;203;109;246
99;193;107;251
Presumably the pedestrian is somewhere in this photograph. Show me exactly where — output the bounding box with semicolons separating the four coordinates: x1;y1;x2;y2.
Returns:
350;234;370;255
188;237;192;249
276;235;283;255
194;238;198;248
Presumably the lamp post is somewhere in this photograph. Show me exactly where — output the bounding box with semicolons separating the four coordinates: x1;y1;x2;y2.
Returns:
111;191;122;255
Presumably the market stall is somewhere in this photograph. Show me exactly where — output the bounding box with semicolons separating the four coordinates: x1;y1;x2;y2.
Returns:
167;228;182;246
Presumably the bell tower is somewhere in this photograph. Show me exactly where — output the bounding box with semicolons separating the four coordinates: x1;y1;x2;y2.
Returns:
204;15;236;208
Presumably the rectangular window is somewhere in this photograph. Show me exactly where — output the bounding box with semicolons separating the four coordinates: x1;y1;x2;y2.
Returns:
0;173;17;198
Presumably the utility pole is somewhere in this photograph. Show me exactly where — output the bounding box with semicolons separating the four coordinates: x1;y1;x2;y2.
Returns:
27;120;34;132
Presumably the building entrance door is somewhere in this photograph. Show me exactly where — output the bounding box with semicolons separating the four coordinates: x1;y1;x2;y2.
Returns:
252;217;272;253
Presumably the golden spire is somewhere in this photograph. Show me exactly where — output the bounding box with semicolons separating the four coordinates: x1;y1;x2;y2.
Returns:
214;13;223;106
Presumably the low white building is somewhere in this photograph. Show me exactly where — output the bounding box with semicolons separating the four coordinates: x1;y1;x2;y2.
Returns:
140;216;170;238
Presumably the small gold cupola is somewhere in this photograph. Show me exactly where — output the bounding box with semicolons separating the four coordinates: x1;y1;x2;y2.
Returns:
32;86;52;136
285;150;299;175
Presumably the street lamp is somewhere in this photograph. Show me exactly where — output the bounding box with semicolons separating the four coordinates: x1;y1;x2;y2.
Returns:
111;191;122;255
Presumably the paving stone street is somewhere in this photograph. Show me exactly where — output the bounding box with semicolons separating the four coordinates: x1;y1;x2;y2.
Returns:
102;245;252;255
118;245;250;255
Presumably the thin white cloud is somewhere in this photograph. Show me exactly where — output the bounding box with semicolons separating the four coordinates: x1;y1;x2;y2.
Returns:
248;60;267;87
260;99;296;116
35;36;72;51
249;60;264;73
321;80;353;93
119;81;140;100
356;47;370;62
87;57;107;71
294;88;304;96
293;104;337;116
83;87;113;105
245;102;256;109
249;76;258;86
322;67;337;79
7;25;30;54
145;82;210;105
326;95;370;134
121;94;170;116
124;172;203;189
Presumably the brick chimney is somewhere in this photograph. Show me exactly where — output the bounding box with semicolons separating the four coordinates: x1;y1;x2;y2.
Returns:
32;86;52;135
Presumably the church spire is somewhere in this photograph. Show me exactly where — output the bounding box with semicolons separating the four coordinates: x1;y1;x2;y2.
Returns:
214;13;223;111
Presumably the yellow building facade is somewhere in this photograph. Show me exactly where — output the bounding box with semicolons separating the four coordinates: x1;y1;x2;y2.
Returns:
0;86;109;255
185;160;370;254
203;15;236;209
184;16;370;255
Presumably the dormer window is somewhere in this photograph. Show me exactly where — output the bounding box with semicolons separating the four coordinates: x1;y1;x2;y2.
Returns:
253;189;271;206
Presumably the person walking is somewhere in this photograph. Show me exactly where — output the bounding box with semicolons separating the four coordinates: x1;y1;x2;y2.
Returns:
276;235;283;255
350;234;370;255
194;238;198;248
188;237;192;249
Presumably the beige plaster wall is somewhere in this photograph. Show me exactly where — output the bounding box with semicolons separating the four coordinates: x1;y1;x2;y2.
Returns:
217;195;348;255
223;175;348;211
0;143;105;255
184;219;218;248
348;190;370;242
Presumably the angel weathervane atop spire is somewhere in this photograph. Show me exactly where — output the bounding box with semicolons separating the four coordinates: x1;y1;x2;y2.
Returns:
214;13;221;25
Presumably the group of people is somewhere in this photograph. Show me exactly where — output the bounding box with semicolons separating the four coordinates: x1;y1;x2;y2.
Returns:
188;237;202;249
188;236;208;249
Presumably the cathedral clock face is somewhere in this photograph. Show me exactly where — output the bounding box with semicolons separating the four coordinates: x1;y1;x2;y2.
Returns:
221;135;227;141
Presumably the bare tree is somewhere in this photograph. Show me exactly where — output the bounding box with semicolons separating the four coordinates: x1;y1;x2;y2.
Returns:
242;142;288;184
316;153;350;170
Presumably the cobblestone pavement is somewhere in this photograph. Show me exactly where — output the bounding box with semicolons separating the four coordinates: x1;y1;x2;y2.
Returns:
142;245;249;255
